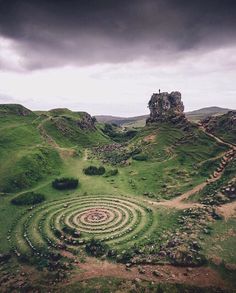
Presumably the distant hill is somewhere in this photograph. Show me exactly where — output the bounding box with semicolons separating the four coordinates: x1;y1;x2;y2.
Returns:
0;104;36;117
95;115;148;126
96;106;233;127
186;106;231;122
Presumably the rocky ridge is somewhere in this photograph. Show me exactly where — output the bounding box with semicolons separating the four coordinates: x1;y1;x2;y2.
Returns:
200;111;236;138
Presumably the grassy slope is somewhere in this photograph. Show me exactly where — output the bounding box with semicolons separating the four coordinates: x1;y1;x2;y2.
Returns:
41;109;110;148
113;123;227;198
0;113;62;192
0;106;111;191
0;107;108;252
43;118;109;148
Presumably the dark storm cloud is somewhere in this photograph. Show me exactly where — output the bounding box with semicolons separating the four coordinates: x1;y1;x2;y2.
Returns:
0;0;236;70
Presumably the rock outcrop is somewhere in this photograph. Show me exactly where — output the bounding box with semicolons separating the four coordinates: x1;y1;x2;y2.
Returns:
200;110;236;144
201;111;236;133
146;91;188;126
75;112;96;130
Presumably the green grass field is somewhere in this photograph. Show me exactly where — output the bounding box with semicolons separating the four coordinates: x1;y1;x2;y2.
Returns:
0;105;235;291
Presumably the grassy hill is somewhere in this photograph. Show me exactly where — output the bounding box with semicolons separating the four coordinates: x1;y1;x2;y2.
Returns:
41;108;110;148
186;106;231;122
0;103;235;292
0;105;110;193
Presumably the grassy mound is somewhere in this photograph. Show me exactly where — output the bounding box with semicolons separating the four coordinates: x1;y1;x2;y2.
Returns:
42;114;110;147
11;192;45;205
0;104;35;117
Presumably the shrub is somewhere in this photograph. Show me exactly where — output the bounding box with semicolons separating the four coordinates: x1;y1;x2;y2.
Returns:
62;226;81;237
116;249;134;263
11;192;45;205
85;238;108;257
83;166;105;176
105;169;118;177
52;177;79;190
132;154;148;161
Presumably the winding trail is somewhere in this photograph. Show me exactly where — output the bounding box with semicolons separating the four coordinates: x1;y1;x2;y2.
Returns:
145;127;236;211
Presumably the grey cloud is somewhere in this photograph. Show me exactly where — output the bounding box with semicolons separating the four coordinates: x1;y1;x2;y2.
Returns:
0;0;236;70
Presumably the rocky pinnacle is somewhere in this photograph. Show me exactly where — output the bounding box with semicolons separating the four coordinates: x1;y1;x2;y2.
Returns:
146;91;188;127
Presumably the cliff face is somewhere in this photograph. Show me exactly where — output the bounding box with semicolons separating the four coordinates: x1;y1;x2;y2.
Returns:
146;91;188;126
75;112;96;130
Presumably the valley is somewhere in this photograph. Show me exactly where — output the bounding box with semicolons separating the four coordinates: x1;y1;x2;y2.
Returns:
0;93;236;292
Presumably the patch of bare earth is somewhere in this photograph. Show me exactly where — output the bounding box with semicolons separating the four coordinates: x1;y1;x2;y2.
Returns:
217;201;236;220
65;257;227;289
143;134;156;143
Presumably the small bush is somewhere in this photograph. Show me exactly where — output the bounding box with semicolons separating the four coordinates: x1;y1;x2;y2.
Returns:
85;238;108;257
132;154;148;161
62;226;81;237
52;177;79;190
83;166;105;176
11;192;45;205
105;169;118;177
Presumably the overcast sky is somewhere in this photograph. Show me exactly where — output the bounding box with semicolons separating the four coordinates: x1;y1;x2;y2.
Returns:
0;0;236;116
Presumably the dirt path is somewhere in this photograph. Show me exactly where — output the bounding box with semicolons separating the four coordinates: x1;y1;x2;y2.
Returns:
145;182;206;209
38;123;59;148
66;257;227;289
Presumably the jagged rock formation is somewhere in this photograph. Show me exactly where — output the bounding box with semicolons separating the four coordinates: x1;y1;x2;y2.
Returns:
146;91;188;127
76;112;96;130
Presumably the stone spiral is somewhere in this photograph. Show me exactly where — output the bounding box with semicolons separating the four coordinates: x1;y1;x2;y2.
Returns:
8;196;154;256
